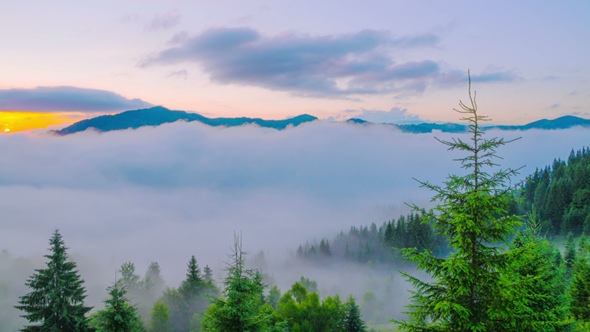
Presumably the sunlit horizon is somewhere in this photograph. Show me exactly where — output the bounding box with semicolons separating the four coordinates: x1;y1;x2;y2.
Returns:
0;111;89;133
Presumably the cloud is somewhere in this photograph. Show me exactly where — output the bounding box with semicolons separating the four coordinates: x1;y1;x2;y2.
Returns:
139;27;517;98
168;69;189;80
140;27;506;97
0;120;588;323
347;107;425;124
471;71;518;83
0;87;152;112
1;121;588;265
146;10;181;31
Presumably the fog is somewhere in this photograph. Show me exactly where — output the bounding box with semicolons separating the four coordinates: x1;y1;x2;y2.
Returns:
1;120;589;327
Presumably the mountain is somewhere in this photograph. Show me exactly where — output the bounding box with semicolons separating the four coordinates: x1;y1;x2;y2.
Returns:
53;106;589;135
53;106;318;135
393;115;590;133
490;115;590;131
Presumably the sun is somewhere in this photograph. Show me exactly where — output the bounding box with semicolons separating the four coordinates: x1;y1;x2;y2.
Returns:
0;111;81;133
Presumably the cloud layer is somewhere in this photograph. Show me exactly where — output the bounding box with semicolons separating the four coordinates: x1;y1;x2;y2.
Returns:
348;107;425;124
1;121;588;280
1;120;588;328
0;87;152;112
140;27;517;98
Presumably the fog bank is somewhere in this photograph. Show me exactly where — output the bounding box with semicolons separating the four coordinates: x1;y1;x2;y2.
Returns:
1;121;588;320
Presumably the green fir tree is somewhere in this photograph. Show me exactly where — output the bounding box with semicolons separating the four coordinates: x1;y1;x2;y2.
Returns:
396;74;522;331
90;282;144;332
344;295;367;332
16;229;93;332
202;235;285;332
149;302;172;332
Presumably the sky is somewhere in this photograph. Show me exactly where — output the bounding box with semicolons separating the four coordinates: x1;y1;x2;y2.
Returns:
2;2;590;325
1;1;589;132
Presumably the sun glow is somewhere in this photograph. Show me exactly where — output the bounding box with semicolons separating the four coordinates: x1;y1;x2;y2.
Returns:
0;111;82;133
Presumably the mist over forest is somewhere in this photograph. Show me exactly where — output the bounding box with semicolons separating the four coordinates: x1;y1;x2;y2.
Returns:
2;120;590;329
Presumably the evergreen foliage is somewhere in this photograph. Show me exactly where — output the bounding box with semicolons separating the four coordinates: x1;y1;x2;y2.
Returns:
15;229;93;332
397;76;522;331
275;279;368;332
117;261;163;324
570;237;590;322
520;147;590;235
203;265;214;283
149;301;172;332
162;255;218;332
343;295;367;332
90;282;145;332
144;262;165;301
201;236;285;332
119;262;141;299
565;232;577;279
268;286;281;309
505;213;569;330
297;212;444;266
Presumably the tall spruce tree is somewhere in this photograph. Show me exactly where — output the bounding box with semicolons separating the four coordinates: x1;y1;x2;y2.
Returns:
90;282;144;332
344;295;367;332
16;229;93;331
397;74;522;331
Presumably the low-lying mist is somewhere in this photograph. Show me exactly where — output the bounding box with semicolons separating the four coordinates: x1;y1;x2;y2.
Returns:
1;120;589;327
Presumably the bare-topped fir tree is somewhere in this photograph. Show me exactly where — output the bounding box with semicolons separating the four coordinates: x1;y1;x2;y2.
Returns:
397;72;522;331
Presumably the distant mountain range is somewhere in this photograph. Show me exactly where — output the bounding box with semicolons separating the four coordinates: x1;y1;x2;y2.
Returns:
52;106;590;135
350;115;590;133
53;106;317;135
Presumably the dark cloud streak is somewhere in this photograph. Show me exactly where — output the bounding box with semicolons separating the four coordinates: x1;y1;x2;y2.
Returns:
0;87;152;112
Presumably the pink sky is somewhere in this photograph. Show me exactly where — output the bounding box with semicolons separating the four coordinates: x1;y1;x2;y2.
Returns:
1;0;589;125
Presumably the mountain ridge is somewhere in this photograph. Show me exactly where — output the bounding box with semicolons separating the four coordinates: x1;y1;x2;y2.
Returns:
53;106;590;135
53;106;317;135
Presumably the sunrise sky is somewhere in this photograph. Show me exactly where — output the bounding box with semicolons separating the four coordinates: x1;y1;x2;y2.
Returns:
1;1;589;131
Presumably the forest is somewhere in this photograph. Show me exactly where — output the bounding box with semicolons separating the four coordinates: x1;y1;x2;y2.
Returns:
3;84;590;331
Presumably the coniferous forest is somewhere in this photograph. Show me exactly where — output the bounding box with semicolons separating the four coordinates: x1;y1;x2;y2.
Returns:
3;81;590;331
519;147;590;236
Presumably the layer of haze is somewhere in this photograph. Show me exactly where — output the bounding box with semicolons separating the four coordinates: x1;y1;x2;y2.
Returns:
1;120;589;324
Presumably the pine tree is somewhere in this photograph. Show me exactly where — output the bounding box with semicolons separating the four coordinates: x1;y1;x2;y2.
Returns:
90;282;144;332
570;237;590;321
505;212;569;330
143;262;165;299
343;295;367;332
565;232;577;279
268;286;281;309
16;229;93;331
118;262;141;301
396;74;522;331
202;235;285;332
203;265;214;283
184;256;202;288
168;255;205;332
149;302;172;332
